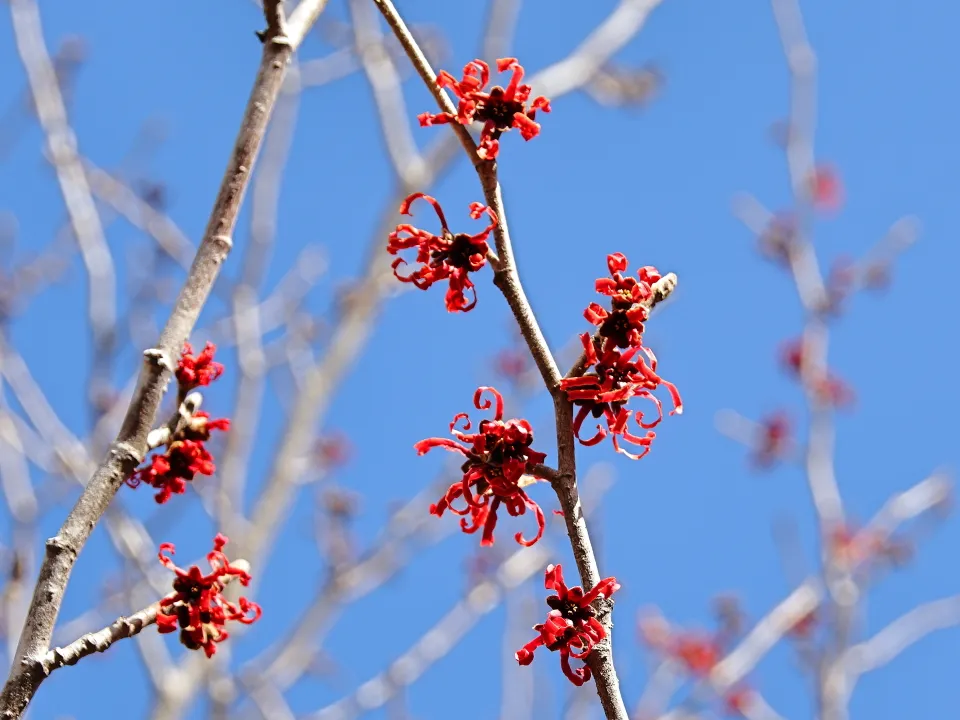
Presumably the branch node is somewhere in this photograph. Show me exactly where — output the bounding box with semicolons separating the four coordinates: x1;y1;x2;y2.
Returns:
143;348;175;373
258;0;290;45
45;536;76;560
110;441;142;468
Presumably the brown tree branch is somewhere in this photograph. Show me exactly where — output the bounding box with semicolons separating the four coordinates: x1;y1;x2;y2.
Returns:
0;1;328;715
40;561;249;675
368;3;661;716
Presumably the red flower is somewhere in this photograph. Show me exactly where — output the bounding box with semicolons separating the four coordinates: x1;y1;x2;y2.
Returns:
673;632;720;676
724;686;756;717
516;564;620;686
493;347;530;384
752;411;791;468
176;342;224;391
417;386;548;546
419;58;551;160
585;253;662;349
128;411;230;504
758;213;798;265
387;193;497;312
810;164;843;211
561;334;682;459
314;432;352;469
780;339;854;407
789;609;817;639
156;534;260;658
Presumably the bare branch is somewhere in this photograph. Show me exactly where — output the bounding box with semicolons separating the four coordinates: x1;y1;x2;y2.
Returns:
843;595;960;678
0;0;329;714
41;562;249;674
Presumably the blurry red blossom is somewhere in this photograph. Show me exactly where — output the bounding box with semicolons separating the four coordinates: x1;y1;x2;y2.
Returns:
493;347;531;385
780;338;855;407
387;193;497;312
156;534;260;658
314;432;352;469
758;212;798;265
752;411;792;468
417;386;548;547
789;609;817;639
829;524;912;569
724;686;756;717
673;632;720;676
176;342;224;391
810;164;844;211
516;564;620;686
419;57;551;160
638;611;720;676
128;411;230;504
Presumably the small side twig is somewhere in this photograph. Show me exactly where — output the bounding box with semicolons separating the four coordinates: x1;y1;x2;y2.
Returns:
41;562;249;674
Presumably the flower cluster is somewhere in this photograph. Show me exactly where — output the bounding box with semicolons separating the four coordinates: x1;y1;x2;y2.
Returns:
156;534;261;657
516;564;619;686
560;253;682;458
175;341;224;393
419;58;551;160
127;343;230;503
639;609;753;717
387;193;498;312
417;386;548;547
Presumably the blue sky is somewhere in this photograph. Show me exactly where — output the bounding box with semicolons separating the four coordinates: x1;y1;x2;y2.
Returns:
0;0;957;718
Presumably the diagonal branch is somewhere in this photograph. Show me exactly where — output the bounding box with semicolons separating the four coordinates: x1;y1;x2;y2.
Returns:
368;3;667;717
0;1;328;715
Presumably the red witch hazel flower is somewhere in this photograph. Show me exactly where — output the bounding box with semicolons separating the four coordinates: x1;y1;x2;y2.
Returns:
387;193;497;312
128;341;230;503
562;336;681;459
560;253;681;459
516;564;620;686
417;386;548;547
176;342;224;392
419;57;551;160
156;534;261;658
128;411;230;503
586;253;662;349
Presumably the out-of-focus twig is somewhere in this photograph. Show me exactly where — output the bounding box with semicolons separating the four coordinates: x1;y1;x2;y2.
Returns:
306;542;552;720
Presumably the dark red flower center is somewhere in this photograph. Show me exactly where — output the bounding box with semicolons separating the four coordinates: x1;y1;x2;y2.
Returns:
475;88;525;131
600;310;638;347
433;232;487;271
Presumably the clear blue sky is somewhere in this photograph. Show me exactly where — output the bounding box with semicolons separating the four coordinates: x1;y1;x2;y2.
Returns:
1;0;957;718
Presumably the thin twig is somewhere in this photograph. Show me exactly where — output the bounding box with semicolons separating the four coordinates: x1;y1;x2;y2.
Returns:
40;562;249;674
305;542;553;720
11;0;118;411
